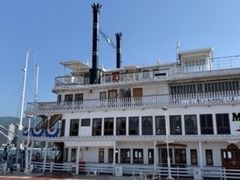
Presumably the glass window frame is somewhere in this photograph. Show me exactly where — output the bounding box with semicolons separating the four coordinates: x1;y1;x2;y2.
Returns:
184;114;198;135
69;119;79;136
142;116;153;135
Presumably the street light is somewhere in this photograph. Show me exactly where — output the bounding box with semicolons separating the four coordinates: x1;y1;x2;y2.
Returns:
162;106;174;180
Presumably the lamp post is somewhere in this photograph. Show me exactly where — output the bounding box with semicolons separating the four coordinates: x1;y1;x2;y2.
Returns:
162;106;174;180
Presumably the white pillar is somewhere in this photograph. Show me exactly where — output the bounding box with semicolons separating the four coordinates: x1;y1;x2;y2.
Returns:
43;141;48;172
102;119;104;136
198;141;203;180
113;141;116;175
113;141;116;165
197;115;201;135
113;118;116;136
181;115;185;135
153;117;156;136
76;146;80;174
126;118;129;136
154;141;157;172
212;114;217;135
198;141;203;168
67;148;71;162
139;118;142;135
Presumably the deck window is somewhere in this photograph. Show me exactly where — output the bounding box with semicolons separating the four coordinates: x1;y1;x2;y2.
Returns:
142;116;153;135
108;148;118;163
116;117;126;135
92;118;102;136
175;149;186;164
200;114;213;134
104;118;114;136
185;115;198;135
69;119;79;136
190;149;198;165
108;149;113;163
160;148;173;164
81;118;90;126
99;148;104;163
65;94;73;102
121;149;131;163
129;117;139;135
216;113;230;134
60;119;65;137
75;93;83;102
155;116;166;135
170;115;182;135
206;149;213;166
133;149;143;164
100;91;106;101
148;149;154;164
71;148;76;162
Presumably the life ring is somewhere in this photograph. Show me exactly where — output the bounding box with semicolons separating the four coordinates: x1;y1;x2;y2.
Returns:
112;73;119;81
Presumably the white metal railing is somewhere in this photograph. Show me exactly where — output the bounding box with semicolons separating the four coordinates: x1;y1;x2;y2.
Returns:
31;161;73;173
26;90;240;114
54;55;240;87
202;166;240;179
28;161;240;179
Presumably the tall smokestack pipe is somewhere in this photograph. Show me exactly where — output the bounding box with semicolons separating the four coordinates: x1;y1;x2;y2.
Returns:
90;3;102;84
115;33;122;69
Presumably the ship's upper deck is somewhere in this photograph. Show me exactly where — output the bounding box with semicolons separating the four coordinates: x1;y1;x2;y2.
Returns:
53;48;240;93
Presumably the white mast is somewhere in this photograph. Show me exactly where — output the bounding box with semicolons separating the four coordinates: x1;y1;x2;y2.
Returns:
34;64;39;103
19;49;30;131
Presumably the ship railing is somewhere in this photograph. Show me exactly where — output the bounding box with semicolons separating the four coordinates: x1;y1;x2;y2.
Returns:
54;70;168;87
26;90;240;114
54;55;240;87
31;161;73;173
202;166;240;179
27;161;240;179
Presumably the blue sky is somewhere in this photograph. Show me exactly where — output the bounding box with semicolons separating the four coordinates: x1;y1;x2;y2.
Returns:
0;0;240;117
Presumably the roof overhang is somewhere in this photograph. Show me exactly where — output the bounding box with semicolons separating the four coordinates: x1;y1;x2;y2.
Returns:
60;61;90;72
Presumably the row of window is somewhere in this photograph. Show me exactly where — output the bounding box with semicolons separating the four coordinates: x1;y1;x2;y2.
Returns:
170;80;239;95
68;147;213;166
68;113;231;136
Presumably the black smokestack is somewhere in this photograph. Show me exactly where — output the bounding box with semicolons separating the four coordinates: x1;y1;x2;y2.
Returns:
90;3;102;84
115;33;122;68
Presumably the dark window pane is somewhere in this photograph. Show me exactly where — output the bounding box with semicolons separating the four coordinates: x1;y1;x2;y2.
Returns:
200;114;213;134
142;116;153;135
170;115;182;135
116;117;126;135
99;148;104;163
121;149;131;163
148;149;154;164
60;119;65;137
65;94;73;102
81;118;90;126
70;119;79;136
175;149;186;164
190;149;198;165
185;115;197;135
206;149;213;166
155;116;166;135
75;93;83;102
104;118;114;136
108;149;113;163
216;113;230;134
92;118;102;136
133;149;143;164
129;117;139;135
